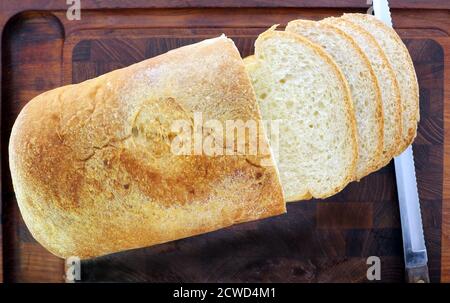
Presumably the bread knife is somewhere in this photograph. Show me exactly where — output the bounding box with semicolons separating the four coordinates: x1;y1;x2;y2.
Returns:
372;0;430;283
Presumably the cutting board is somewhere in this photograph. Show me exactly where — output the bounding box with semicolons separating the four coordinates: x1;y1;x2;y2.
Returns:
1;0;449;282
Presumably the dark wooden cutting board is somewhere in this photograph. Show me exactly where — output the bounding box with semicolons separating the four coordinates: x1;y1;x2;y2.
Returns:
1;0;449;282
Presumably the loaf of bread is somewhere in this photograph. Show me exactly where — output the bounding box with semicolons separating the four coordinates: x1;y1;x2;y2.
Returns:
322;17;402;169
286;20;384;180
9;12;421;259
9;36;286;259
342;13;419;154
244;27;358;201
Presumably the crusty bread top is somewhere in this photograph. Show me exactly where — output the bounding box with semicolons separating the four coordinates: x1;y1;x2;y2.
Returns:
286;19;383;179
249;28;358;200
9;36;286;259
342;13;419;153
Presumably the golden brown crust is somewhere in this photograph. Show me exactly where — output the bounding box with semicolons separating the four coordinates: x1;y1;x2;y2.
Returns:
287;192;313;203
255;29;358;200
343;13;419;154
9;36;286;259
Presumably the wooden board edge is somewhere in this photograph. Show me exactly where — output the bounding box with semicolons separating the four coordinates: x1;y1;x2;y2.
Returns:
0;16;7;285
0;2;449;284
0;0;449;22
441;35;450;282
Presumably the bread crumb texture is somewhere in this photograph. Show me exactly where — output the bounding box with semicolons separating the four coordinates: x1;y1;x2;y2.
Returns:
286;20;383;180
245;29;357;201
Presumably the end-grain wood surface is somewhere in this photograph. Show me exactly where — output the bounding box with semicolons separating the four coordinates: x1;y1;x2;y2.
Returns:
0;0;449;282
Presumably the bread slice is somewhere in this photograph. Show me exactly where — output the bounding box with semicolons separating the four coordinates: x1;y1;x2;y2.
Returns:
245;28;358;201
342;13;419;154
322;17;402;169
286;19;383;180
9;35;286;259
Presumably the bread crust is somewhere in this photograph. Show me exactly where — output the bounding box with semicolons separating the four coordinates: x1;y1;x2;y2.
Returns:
286;19;384;180
9;36;286;259
342;13;419;154
243;55;256;66
253;29;358;200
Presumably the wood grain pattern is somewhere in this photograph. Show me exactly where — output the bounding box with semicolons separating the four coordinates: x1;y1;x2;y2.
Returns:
1;12;65;283
0;1;449;283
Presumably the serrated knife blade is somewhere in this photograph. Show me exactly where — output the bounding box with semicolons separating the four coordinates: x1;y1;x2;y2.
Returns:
373;0;429;283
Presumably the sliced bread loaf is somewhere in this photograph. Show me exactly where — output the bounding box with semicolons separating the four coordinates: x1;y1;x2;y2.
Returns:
245;28;358;201
322;17;402;169
286;19;383;180
342;13;419;154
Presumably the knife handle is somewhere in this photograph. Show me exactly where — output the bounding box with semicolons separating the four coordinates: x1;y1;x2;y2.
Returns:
405;265;430;283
